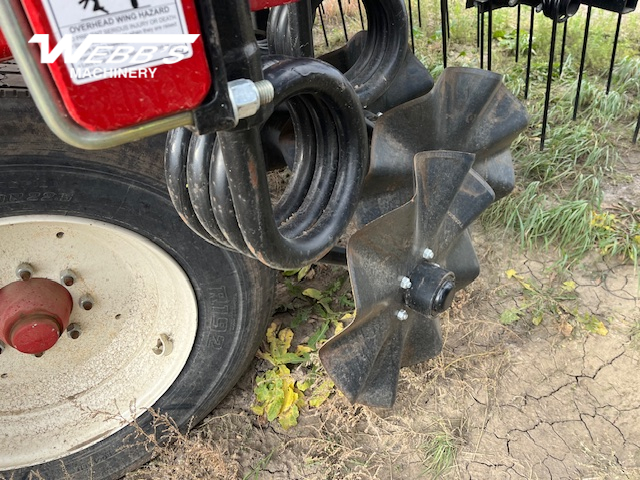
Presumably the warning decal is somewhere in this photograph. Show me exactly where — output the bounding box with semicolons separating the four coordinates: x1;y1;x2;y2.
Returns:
39;0;194;85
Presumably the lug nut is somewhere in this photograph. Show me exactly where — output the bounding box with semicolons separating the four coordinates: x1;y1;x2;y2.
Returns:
422;248;435;261
16;263;34;281
79;295;94;311
400;276;412;290
152;334;173;357
66;323;81;339
396;309;409;321
60;269;77;287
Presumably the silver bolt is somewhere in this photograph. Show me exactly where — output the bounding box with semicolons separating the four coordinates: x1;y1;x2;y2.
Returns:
228;79;274;121
400;276;412;290
16;263;34;281
66;323;81;339
152;334;173;357
60;269;77;287
254;79;275;105
0;340;5;354
79;295;94;311
422;248;435;261
396;309;409;321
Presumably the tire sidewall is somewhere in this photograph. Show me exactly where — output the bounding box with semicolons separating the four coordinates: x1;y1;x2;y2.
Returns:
0;157;273;479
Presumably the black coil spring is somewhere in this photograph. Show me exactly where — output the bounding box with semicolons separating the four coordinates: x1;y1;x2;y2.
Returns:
542;0;581;21
165;57;368;270
267;0;408;108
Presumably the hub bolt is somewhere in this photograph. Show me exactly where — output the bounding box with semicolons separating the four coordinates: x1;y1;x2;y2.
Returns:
396;309;409;321
66;323;81;339
400;276;412;290
422;248;435;261
79;295;94;311
60;270;77;287
16;263;34;281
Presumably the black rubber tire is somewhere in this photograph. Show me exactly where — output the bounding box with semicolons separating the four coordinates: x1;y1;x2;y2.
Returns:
0;98;276;479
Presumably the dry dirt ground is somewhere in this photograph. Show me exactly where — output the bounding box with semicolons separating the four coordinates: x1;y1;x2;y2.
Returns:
130;151;639;479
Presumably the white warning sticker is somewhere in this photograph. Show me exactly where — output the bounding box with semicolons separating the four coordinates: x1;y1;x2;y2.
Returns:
39;0;194;85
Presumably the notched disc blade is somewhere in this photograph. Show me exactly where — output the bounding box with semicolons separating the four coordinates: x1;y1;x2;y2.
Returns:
322;151;493;407
319;303;405;407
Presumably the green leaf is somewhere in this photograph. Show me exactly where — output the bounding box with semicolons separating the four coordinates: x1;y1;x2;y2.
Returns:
266;397;283;422
308;379;335;408
297;265;312;281
302;288;324;301
308;320;330;349
291;307;312;329
532;313;543;326
500;309;520;325
278;403;299;429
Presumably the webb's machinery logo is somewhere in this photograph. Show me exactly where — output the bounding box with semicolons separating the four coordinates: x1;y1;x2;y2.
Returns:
32;0;195;83
29;33;199;80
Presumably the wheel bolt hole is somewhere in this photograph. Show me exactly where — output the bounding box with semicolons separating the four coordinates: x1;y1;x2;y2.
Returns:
115;314;122;319
1;373;7;379
34;352;44;358
152;334;173;357
56;232;64;239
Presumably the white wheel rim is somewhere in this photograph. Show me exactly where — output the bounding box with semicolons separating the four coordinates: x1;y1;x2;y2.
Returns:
0;215;198;470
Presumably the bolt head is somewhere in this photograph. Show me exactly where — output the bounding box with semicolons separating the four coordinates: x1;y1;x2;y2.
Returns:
422;248;435;260
400;276;412;290
396;309;409;321
228;79;261;120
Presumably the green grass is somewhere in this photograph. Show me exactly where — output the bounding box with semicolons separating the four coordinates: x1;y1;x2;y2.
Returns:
420;427;460;478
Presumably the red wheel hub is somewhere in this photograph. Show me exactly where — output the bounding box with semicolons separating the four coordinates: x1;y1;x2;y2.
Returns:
0;278;73;354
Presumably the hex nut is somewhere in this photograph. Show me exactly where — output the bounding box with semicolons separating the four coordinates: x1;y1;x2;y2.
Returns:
422;248;435;261
16;263;34;281
60;269;77;287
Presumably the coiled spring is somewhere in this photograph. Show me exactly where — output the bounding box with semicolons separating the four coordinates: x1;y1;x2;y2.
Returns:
165;57;368;270
267;0;409;107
